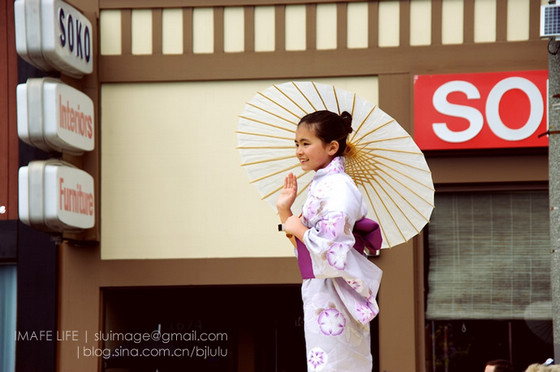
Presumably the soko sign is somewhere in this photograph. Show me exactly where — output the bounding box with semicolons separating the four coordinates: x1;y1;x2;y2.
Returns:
413;70;548;150
15;0;93;78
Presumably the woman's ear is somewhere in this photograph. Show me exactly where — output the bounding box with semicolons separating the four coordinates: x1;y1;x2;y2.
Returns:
327;140;339;156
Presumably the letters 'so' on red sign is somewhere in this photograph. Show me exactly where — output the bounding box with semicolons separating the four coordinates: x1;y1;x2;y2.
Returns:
413;70;548;150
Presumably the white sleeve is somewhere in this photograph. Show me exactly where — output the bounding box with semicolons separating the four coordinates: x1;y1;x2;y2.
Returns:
302;177;363;278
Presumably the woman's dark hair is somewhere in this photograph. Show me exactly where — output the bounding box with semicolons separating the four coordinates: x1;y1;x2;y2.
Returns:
298;110;353;157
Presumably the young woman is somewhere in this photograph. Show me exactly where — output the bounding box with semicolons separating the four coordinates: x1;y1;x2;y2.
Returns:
277;110;383;371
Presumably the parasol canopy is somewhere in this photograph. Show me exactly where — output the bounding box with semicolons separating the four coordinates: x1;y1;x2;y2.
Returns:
237;81;434;248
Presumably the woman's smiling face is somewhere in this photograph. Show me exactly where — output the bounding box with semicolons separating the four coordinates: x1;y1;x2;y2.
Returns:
295;124;338;172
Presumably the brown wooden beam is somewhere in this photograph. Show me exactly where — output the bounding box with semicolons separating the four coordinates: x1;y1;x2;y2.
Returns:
100;0;374;10
99;41;548;83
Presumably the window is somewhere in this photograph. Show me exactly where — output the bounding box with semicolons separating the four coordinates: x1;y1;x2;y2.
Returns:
0;264;16;372
425;191;553;371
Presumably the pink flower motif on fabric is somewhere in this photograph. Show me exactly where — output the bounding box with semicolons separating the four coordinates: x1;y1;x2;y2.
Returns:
327;243;349;270
308;347;328;371
346;279;363;291
366;294;379;318
305;198;320;220
326;157;345;174
331;160;344;173
356;303;374;323
318;308;346;336
317;212;345;240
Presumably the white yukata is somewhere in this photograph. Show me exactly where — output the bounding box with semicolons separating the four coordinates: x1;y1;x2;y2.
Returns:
296;156;383;372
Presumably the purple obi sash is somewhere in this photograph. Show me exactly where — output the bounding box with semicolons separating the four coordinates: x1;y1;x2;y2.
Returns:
296;218;382;279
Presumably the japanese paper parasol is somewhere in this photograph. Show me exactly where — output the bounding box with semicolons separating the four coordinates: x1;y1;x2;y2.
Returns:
236;81;434;248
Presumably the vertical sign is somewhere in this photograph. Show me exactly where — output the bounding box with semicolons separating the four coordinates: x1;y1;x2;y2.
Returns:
15;0;96;234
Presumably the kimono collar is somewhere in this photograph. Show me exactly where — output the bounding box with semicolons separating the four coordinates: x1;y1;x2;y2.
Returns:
315;156;345;179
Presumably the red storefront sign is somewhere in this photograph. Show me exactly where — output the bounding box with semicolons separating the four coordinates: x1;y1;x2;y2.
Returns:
413;70;548;150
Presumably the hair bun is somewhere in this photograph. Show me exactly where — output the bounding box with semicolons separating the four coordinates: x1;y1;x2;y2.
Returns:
340;111;353;134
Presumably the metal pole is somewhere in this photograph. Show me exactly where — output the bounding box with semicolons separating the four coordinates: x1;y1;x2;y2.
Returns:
548;37;560;362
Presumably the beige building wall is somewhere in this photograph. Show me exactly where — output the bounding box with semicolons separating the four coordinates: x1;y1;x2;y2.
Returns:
101;77;379;259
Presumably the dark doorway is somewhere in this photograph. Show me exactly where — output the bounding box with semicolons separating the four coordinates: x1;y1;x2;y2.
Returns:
102;285;307;372
425;319;553;372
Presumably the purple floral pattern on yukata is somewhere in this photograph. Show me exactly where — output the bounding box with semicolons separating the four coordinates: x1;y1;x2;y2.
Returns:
317;212;345;240
356;302;375;323
329;157;345;173
308;347;328;371
318;308;346;336
367;294;378;316
327;242;349;269
305;198;321;221
346;279;363;292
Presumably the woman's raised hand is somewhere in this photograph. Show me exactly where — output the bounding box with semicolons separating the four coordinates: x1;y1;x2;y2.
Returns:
276;172;298;211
